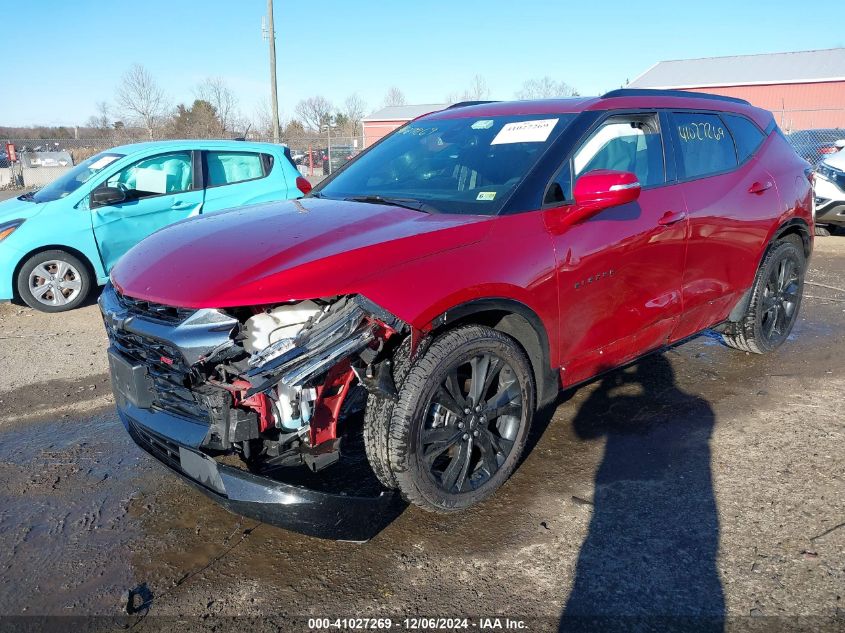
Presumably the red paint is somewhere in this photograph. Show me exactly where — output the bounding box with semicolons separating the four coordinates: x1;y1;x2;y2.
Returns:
231;379;274;432
112;94;813;401
309;362;357;447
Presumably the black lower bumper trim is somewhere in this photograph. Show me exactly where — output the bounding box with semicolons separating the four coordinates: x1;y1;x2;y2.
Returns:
120;410;405;541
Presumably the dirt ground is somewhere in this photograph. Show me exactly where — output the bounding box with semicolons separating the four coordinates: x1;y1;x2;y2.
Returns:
0;236;843;632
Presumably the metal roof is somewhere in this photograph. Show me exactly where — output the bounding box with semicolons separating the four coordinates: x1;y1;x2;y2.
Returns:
629;48;845;89
362;104;448;122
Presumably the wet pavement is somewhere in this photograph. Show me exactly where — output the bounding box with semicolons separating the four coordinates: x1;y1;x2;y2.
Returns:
0;240;844;631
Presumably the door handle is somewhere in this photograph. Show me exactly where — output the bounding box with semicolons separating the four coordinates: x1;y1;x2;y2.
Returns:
748;181;773;194
170;200;188;209
658;210;687;226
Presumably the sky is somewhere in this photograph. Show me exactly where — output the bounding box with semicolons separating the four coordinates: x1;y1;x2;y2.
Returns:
3;0;845;127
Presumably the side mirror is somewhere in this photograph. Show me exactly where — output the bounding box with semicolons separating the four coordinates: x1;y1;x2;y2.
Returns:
570;170;641;221
91;186;125;208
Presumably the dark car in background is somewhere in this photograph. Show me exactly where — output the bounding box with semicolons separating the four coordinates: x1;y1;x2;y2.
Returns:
787;128;845;165
322;144;359;175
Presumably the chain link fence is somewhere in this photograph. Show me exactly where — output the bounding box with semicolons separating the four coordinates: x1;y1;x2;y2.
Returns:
0;134;364;190
4;108;845;190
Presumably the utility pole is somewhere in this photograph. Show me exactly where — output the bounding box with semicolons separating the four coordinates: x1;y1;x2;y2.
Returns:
266;0;281;143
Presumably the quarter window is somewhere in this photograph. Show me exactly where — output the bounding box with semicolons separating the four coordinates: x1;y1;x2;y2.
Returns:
206;151;266;186
104;151;193;201
672;112;738;178
722;113;766;163
573;113;665;188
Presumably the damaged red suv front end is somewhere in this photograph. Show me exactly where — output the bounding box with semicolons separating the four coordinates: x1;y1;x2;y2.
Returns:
101;286;410;539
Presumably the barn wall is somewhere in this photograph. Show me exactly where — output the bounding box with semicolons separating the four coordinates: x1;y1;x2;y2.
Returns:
680;82;845;130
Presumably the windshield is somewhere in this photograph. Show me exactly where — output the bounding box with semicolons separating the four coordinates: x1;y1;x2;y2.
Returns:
31;152;124;203
316;114;575;215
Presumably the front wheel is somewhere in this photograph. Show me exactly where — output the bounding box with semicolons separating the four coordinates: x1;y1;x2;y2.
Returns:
384;325;535;513
16;249;92;312
722;235;805;354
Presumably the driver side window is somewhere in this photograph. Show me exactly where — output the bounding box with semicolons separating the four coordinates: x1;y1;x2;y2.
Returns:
573;113;665;188
103;151;193;201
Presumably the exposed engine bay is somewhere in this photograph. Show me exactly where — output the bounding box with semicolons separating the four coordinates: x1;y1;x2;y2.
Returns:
186;294;408;474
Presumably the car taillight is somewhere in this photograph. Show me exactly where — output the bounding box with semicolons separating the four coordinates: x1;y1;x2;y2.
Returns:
296;176;312;195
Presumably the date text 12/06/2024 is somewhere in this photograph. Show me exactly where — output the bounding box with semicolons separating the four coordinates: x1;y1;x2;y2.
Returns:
307;617;528;630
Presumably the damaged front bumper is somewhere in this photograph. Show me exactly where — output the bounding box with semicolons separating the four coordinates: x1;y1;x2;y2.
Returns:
100;284;404;541
117;402;402;541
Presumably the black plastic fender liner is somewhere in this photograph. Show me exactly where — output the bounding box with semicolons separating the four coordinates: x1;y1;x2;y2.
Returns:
120;410;406;542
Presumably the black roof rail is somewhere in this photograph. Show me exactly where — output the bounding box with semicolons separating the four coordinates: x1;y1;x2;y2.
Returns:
447;100;499;109
601;88;750;106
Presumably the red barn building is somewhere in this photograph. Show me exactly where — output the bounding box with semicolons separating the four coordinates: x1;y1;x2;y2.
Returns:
629;48;845;131
362;103;447;148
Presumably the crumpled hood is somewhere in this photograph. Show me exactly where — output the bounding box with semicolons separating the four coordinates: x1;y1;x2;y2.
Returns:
112;197;491;308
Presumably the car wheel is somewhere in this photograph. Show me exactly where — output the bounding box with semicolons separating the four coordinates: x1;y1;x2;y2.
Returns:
815;225;831;237
385;325;535;512
722;235;805;354
16;250;92;313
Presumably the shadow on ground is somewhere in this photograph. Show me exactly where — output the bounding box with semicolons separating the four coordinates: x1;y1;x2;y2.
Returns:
558;354;724;632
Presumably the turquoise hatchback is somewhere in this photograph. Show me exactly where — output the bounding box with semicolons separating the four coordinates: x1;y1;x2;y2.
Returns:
0;140;310;311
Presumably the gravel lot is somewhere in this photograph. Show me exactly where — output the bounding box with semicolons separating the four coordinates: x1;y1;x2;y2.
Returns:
0;232;843;631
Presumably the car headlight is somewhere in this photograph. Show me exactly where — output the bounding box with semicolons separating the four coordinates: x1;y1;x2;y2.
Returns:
0;219;24;243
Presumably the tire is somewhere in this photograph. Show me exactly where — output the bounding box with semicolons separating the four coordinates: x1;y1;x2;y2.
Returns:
16;250;92;313
363;337;421;489
815;225;831;237
722;235;805;354
386;325;535;513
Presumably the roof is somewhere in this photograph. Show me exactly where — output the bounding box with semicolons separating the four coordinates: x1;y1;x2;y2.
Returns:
424;92;772;130
629;48;845;89
108;139;286;155
362;104;448;122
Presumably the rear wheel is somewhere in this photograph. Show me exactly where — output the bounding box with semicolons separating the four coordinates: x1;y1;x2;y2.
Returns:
384;325;535;513
722;235;805;354
16;250;92;313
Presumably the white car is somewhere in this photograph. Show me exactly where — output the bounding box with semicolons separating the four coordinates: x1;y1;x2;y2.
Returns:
815;141;845;234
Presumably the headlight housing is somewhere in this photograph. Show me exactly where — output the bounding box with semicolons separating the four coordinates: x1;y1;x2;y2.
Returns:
0;219;24;243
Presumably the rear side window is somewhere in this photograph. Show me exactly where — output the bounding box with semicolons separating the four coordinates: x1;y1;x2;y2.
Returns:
672;112;737;179
722;113;766;162
205;151;266;186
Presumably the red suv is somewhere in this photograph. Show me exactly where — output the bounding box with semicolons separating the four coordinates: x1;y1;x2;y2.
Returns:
101;90;813;539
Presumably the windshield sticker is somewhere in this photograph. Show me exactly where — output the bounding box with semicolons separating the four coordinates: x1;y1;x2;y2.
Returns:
471;119;495;130
491;118;559;145
476;191;497;201
88;155;120;170
397;126;439;136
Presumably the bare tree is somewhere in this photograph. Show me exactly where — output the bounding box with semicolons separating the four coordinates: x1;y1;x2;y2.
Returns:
116;64;168;139
383;86;407;107
447;75;491;103
515;76;578;100
464;75;490;100
195;77;239;135
87;101;112;131
342;93;367;135
295;95;334;131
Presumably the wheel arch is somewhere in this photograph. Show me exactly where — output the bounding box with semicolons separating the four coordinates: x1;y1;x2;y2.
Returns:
772;217;812;259
727;218;811;322
11;244;98;301
425;298;559;407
